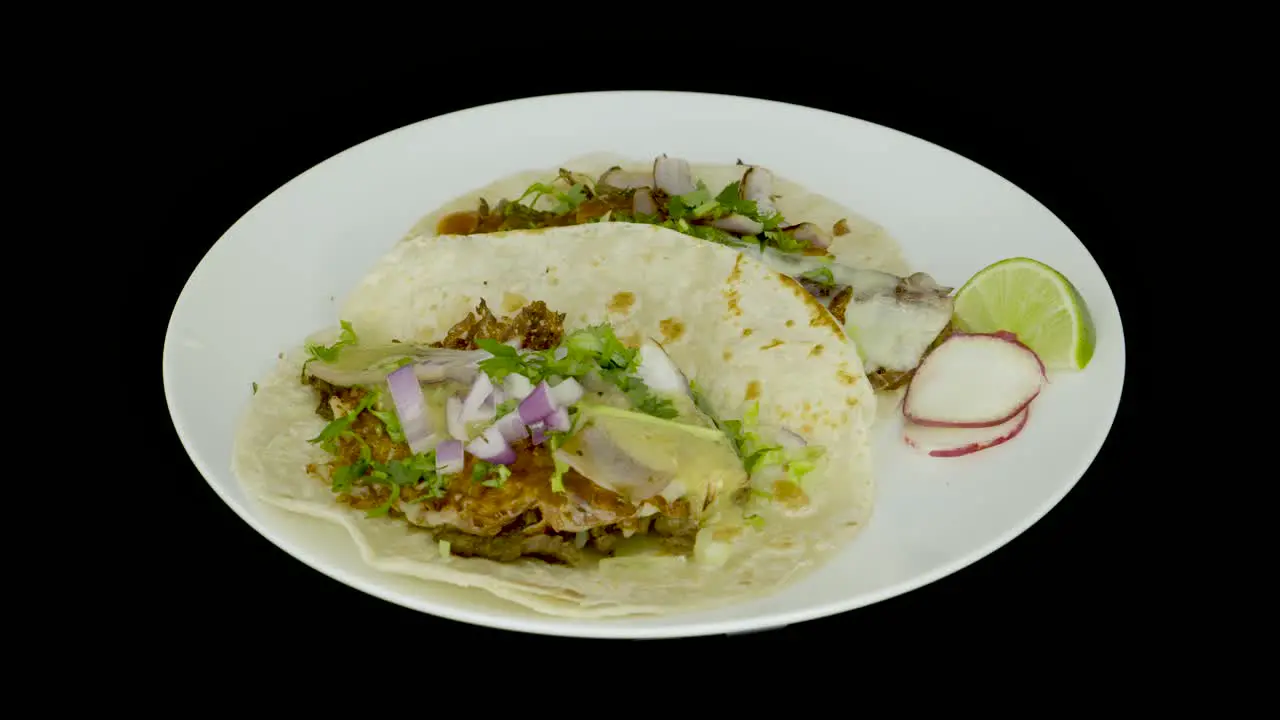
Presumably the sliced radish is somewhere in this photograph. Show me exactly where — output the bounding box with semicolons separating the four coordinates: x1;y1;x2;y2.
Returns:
903;331;1046;428
904;407;1030;457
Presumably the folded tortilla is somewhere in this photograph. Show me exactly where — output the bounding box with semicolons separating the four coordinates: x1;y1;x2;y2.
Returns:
401;152;955;393
233;223;876;617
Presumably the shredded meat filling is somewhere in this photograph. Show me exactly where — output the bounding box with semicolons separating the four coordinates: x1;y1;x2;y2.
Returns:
432;299;565;351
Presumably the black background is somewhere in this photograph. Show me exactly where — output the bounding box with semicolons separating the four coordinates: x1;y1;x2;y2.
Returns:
152;65;1144;655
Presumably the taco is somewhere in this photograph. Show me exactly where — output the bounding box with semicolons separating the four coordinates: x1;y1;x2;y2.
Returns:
234;224;876;617
405;152;956;393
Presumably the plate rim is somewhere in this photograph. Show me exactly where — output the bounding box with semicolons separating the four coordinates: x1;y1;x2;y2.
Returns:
163;89;1127;639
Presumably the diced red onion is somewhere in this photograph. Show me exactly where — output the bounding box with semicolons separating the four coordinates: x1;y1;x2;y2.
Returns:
460;373;494;424
503;373;534;401
466;425;516;465
518;381;557;423
385;365;434;454
494;412;528;443
544;406;572;432
529;421;547;446
446;396;467;441
548;377;584;407
435;439;464;475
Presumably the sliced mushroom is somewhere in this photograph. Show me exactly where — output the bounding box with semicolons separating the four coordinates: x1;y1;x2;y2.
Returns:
740;166;776;215
653;155;696;196
599;166;653;190
711;214;764;235
783;221;831;249
632;187;656;216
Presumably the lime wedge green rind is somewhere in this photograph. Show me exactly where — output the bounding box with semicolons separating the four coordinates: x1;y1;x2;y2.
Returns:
951;257;1096;371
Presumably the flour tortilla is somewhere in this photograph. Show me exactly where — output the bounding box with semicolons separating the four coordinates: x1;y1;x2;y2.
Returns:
403;151;911;277
233;223;877;617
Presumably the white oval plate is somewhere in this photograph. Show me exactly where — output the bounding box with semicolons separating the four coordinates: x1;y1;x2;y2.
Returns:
163;91;1125;639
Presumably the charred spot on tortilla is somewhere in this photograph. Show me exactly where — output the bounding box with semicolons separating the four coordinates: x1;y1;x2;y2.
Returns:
837;370;859;385
723;349;733;361
772;480;810;511
828;287;853;325
833;218;850;236
723;287;742;316
608;291;635;313
846;396;860;406
761;339;784;350
659;317;685;342
745;380;762;400
810;344;824;357
785;319;795;327
742;328;753;337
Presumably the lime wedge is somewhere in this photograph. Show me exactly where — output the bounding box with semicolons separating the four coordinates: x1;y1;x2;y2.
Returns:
952;257;1096;370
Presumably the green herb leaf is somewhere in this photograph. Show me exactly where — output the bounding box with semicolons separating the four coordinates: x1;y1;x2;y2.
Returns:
305;320;359;363
495;398;518;417
547;431;570;493
475;338;517;357
798;266;836;287
764;229;806;252
308;390;377;446
481;464;511;488
251;382;258;395
330;460;367;494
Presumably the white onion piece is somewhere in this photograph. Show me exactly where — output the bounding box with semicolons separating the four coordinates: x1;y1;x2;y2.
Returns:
518;382;557;423
712;214;764;235
435;439;464;475
385;365;434;454
544;406;572;432
553;347;568;361
466;426;516;465
740;166;776;216
653;155;696;196
503;373;534;401
494;412;528;443
784;222;831;249
548;378;584;407
600;167;654;190
632;187;656;215
460;373;494;423
446;396;467;441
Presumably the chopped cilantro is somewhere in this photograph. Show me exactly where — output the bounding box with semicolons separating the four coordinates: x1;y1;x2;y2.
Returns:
305;320;358;363
799;266;836;287
744;513;765;529
764;230;807;252
714;181;759;217
495;398;518;417
308;390;377;448
547;431;570;493
475;338;530;382
482;465;511;488
516;180;588;214
330;460;367;494
469;460;511;488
